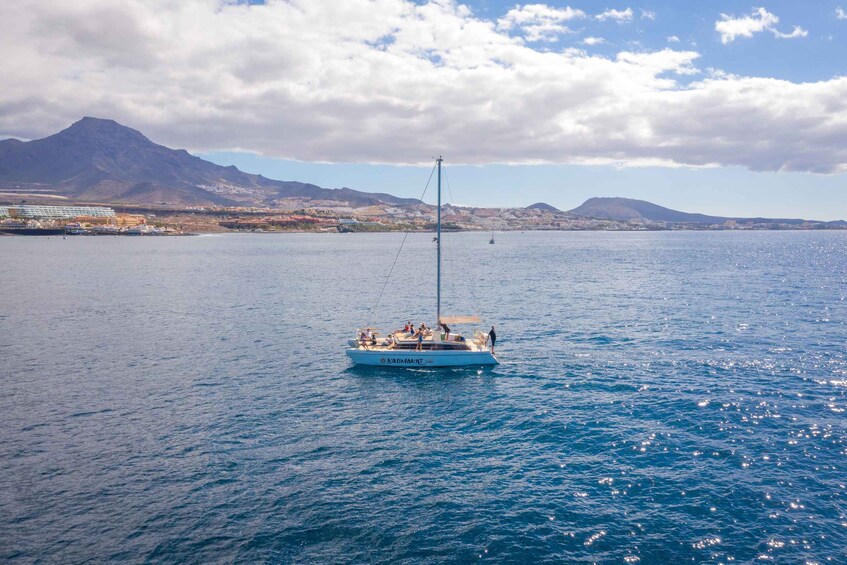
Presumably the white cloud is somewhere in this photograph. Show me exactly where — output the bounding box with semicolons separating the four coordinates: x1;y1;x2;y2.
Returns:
837;7;847;20
715;7;808;44
640;9;656;21
497;4;585;42
715;7;778;43
772;26;808;40
581;36;607;46
667;35;680;43
1;0;846;174
596;8;633;23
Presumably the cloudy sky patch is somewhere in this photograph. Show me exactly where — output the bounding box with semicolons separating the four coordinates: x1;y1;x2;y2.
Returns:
595;7;634;23
0;0;845;181
715;7;808;44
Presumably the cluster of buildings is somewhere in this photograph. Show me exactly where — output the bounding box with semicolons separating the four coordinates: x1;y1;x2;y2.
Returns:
4;203;839;235
1;205;117;219
0;205;155;235
291;203;844;232
218;214;336;231
207;204;614;232
217;214;386;232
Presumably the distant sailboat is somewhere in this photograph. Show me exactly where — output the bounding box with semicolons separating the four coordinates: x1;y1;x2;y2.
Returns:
346;157;498;367
489;232;495;244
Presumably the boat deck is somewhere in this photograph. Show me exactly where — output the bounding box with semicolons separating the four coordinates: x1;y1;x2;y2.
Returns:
351;330;489;352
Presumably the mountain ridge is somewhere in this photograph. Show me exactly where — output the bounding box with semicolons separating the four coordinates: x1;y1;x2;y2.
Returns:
0;117;420;207
567;197;816;225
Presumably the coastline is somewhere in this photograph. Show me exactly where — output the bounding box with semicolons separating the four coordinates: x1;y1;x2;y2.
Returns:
3;199;845;235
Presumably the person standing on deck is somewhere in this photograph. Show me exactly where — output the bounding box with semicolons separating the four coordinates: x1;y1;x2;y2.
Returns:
488;326;496;354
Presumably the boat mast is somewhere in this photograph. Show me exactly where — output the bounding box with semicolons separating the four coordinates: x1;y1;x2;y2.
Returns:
436;156;442;324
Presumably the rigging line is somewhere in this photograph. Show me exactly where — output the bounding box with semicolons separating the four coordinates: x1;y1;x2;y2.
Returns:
441;166;454;318
366;162;437;327
442;164;462;317
442;164;482;320
445;229;457;319
442;163;456;207
441;165;459;318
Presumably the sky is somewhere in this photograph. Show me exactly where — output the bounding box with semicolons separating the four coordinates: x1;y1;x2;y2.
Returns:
1;0;847;219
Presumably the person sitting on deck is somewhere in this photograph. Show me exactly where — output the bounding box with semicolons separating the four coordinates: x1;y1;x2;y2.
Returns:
407;322;415;335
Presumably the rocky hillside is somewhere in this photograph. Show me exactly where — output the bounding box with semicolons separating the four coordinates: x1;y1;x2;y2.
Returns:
568;197;809;225
0;118;420;207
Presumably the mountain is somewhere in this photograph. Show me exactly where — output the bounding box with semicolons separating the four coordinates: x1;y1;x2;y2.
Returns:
526;202;561;213
568;197;811;225
569;197;726;223
0;118;420;207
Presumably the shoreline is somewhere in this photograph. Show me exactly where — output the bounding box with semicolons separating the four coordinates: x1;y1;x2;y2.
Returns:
5;227;847;237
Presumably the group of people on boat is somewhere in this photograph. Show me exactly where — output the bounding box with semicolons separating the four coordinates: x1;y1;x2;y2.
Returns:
359;321;497;353
358;329;378;346
358;321;496;353
402;321;429;336
400;321;434;351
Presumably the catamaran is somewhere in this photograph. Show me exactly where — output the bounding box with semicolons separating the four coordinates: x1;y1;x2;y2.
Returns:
346;157;498;367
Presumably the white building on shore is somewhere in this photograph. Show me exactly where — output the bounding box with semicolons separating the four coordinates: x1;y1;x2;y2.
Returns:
3;205;116;219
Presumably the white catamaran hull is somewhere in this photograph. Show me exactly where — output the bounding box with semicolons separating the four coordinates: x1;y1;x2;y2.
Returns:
346;348;498;367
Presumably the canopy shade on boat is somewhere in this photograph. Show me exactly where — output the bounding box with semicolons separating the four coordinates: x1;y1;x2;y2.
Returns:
439;315;481;324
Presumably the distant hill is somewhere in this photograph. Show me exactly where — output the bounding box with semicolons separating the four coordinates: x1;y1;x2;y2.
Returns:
526;202;561;213
569;197;726;223
0;118;420;207
568;197;811;225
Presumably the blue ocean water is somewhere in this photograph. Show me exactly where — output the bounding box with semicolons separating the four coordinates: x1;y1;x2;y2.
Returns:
1;231;846;563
